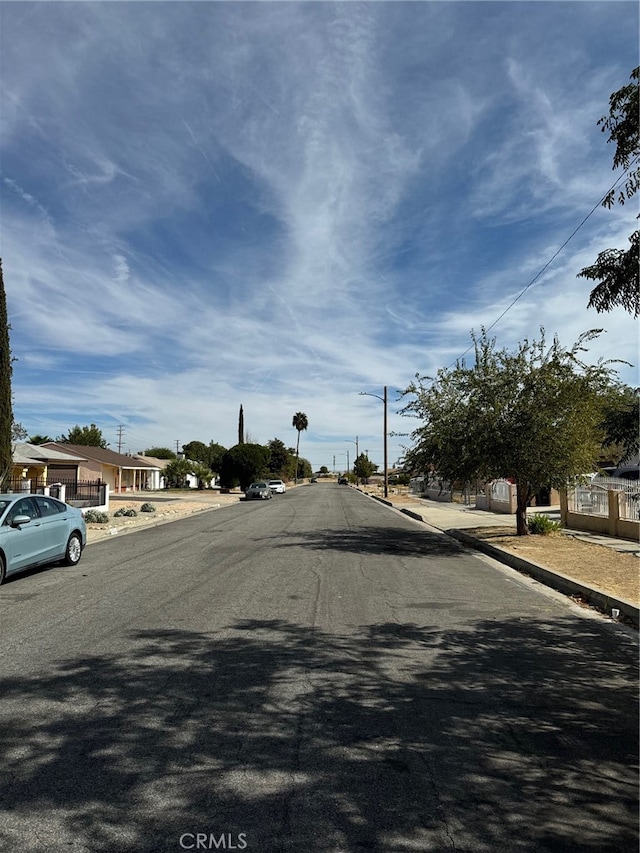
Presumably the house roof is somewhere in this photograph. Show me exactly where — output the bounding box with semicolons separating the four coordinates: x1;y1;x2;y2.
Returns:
13;443;87;466
41;443;161;471
132;454;172;469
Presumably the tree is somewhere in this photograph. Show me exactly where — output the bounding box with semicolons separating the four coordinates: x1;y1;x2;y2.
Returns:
182;440;209;464
401;328;619;535
599;385;639;464
296;456;313;481
29;434;53;445
578;67;639;317
59;424;109;448
207;442;227;474
238;405;245;445
182;440;227;473
354;453;379;483
219;443;270;491
0;260;12;488
12;422;27;442
162;458;193;489
292;412;308;484
190;462;214;490
143;447;177;460
267;438;294;479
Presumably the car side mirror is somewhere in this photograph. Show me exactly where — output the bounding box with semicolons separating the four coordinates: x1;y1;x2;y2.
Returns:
11;514;32;528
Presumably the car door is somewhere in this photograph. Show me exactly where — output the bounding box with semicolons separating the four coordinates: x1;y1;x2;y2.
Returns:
33;496;70;561
0;497;48;573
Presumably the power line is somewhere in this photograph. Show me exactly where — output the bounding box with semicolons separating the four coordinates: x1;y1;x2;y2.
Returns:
449;157;639;368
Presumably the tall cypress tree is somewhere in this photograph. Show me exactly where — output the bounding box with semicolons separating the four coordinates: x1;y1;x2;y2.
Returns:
0;260;13;487
238;405;245;445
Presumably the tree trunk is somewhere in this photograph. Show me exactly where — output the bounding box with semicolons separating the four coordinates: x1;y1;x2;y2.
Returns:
294;432;300;484
0;260;13;490
515;482;531;536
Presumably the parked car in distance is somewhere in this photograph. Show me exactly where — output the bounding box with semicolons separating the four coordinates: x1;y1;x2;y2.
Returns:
0;493;87;585
268;479;286;494
245;482;273;500
338;477;348;485
310;477;318;483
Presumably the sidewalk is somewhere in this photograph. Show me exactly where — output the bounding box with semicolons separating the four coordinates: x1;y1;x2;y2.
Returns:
367;492;639;628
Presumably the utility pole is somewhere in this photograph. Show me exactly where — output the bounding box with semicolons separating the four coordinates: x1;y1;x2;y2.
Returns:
116;425;125;454
175;440;180;456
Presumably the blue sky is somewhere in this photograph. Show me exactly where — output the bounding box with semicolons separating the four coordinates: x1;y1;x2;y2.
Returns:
1;1;638;472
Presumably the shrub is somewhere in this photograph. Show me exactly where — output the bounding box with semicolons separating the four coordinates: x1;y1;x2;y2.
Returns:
140;503;156;513
114;507;138;518
84;510;109;524
527;514;562;535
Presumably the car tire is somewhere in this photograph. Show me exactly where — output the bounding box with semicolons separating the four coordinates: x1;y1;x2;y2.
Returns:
0;553;6;586
63;532;83;566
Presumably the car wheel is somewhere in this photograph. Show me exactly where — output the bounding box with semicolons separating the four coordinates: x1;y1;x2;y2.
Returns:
0;553;6;585
63;532;83;566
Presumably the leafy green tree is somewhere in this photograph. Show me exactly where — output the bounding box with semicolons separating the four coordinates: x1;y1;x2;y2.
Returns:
319;466;329;475
59;424;109;448
599;385;639;463
292;412;308;484
267;438;294;479
579;67;639;316
182;441;227;473
182;440;209;463
162;458;193;489
143;447;177;460
296;457;313;480
190;462;214;490
219;443;270;491
0;260;12;488
402;328;619;535
207;442;227;474
353;453;379;483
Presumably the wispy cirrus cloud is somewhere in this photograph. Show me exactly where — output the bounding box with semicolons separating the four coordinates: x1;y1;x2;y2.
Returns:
1;1;637;467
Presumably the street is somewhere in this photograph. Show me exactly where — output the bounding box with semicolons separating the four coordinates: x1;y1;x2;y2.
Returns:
0;483;637;852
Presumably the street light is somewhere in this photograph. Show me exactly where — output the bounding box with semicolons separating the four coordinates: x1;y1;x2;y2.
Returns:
358;386;388;498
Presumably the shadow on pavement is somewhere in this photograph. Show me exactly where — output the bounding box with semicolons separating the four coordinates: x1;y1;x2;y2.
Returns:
0;615;637;852
258;524;463;558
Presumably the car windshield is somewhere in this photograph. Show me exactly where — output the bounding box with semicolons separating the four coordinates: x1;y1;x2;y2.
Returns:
252;483;267;488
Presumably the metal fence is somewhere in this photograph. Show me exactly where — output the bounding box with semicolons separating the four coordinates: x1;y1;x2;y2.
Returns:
50;479;106;506
5;478;45;494
4;478;106;507
567;477;639;521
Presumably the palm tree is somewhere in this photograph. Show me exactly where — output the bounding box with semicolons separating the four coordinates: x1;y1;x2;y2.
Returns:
292;412;308;484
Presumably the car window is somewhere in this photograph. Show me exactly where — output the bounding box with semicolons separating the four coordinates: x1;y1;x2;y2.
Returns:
34;496;66;517
4;497;39;525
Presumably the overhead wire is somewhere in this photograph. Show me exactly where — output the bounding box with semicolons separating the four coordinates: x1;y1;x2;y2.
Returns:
449;156;639;368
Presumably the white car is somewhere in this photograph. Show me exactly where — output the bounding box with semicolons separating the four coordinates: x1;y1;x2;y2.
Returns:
268;479;286;494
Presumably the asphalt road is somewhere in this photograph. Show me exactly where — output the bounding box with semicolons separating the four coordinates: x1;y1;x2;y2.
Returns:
0;484;637;853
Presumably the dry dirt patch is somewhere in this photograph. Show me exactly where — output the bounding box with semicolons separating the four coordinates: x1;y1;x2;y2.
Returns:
466;526;639;605
86;494;241;542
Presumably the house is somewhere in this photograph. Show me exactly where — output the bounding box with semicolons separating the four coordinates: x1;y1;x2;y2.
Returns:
9;443;88;491
41;443;162;493
131;454;173;490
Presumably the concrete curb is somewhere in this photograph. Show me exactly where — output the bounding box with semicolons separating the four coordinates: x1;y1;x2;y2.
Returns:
448;529;639;629
368;493;639;628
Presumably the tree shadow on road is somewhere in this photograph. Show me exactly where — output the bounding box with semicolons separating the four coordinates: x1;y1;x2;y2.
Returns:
257;524;463;558
0;615;637;852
